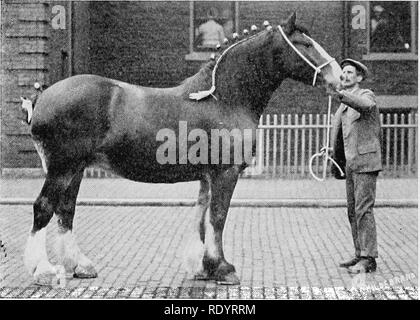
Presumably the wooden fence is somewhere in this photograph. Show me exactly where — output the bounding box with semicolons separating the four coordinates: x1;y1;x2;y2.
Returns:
243;112;418;178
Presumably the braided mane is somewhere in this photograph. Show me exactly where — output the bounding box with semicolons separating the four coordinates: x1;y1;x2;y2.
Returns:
182;28;268;99
182;22;310;100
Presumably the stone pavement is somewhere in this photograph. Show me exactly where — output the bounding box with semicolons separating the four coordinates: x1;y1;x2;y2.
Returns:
0;177;418;299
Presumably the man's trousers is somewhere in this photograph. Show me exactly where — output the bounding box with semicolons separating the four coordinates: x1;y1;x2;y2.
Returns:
345;167;379;258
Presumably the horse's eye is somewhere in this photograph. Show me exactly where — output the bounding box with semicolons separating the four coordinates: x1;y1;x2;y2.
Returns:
297;41;312;48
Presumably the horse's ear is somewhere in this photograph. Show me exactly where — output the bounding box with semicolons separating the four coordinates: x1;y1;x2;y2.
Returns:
283;11;296;34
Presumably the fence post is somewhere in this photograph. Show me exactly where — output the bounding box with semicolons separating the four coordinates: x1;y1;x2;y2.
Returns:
393;113;398;174
293;114;299;176
301;114;306;177
257;116;264;175
401;114;405;174
265;114;271;176
408;113;413;174
279;114;285;177
273;115;278;177
386;113;391;172
287;114;292;177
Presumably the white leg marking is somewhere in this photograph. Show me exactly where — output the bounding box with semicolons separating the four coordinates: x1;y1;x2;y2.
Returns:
182;204;205;275
24;228;65;286
33;141;48;174
204;209;218;260
24;228;48;275
56;231;93;273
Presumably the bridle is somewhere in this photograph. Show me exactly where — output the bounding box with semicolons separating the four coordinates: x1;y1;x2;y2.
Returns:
277;25;344;181
277;25;336;86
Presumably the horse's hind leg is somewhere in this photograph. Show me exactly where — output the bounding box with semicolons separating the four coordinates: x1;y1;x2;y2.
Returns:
55;167;97;279
183;176;210;276
24;169;74;285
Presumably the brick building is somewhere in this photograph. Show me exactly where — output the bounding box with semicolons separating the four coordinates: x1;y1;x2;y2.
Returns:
1;1;418;171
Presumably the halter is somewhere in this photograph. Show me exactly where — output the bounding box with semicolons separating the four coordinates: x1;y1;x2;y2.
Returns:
277;25;336;86
277;25;344;180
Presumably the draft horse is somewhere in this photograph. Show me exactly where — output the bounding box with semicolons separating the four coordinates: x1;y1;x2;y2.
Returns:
24;13;342;285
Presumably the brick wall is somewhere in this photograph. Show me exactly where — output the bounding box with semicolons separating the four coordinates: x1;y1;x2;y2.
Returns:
1;1;50;168
87;1;191;87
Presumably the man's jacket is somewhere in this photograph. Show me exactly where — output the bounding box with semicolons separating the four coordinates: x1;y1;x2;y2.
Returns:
331;88;383;177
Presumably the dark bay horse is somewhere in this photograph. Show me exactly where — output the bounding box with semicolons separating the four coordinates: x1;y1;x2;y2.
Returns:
23;13;342;285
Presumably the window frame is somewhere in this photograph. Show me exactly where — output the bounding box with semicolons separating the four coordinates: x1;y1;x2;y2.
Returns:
363;1;418;61
185;1;239;61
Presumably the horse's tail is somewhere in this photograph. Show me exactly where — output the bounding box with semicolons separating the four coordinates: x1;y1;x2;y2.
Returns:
20;82;46;124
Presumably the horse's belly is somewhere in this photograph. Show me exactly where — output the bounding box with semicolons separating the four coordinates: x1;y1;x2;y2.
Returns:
95;150;204;183
111;164;204;183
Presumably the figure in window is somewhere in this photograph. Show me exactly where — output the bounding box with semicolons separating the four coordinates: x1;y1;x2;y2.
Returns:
370;4;409;52
195;7;226;48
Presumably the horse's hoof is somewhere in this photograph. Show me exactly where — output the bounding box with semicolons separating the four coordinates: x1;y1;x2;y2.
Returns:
216;272;240;285
34;271;57;286
33;261;63;286
74;264;97;278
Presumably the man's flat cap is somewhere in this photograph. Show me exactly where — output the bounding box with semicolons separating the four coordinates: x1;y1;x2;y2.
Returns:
340;58;369;79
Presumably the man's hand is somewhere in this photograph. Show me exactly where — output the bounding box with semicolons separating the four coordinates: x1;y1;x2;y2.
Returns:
327;88;345;100
320;146;333;153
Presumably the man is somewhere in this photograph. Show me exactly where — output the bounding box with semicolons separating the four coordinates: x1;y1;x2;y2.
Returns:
331;59;382;274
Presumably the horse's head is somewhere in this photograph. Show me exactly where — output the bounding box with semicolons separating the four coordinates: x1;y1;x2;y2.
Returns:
272;12;342;91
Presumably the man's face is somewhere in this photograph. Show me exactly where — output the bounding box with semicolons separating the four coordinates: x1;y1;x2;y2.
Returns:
341;65;363;89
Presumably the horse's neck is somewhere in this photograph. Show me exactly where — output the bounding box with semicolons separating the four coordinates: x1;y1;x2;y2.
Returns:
213;45;282;118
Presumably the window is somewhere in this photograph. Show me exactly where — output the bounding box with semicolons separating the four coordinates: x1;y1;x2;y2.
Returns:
366;1;417;60
186;1;238;61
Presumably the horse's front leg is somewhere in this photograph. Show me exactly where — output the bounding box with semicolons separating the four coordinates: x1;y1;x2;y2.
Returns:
183;176;210;276
203;166;240;285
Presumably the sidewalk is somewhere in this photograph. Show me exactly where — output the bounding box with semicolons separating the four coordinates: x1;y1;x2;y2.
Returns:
1;177;417;201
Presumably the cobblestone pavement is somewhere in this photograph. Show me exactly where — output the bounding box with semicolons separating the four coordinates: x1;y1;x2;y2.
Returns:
0;204;417;299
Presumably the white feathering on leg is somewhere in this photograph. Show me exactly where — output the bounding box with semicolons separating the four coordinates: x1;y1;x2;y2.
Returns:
24;228;48;275
182;237;205;275
56;231;94;274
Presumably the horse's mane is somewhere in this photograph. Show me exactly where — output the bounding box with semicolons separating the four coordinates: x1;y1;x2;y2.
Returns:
181;23;311;96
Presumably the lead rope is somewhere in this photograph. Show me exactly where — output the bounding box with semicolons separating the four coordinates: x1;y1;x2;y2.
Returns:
309;95;345;181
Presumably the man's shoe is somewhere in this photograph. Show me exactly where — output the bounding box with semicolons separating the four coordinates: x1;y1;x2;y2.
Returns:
339;257;361;268
347;257;376;274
